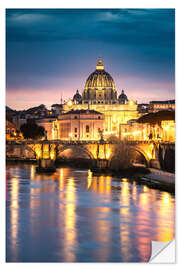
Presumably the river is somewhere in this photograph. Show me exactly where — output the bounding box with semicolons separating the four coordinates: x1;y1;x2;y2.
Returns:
6;163;175;262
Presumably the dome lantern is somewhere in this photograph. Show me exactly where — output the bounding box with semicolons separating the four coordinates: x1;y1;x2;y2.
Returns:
96;57;104;70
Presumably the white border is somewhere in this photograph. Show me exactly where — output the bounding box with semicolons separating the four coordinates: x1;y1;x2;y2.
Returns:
0;1;179;269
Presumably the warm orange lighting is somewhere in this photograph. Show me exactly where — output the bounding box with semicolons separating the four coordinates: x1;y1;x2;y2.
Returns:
67;100;73;106
88;169;93;178
146;152;152;159
64;177;77;262
87;170;92;189
162;192;171;204
30;166;35;179
50;152;55;160
132;131;141;135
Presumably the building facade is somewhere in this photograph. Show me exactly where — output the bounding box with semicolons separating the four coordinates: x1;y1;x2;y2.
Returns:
62;58;139;138
58;109;104;140
6;120;19;140
119;119;175;142
36;117;59;140
149;100;175;112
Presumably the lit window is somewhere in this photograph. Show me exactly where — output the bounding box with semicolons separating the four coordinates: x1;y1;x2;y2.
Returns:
86;125;89;133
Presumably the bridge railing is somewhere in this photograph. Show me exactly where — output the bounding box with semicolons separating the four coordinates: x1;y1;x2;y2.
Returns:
6;139;175;146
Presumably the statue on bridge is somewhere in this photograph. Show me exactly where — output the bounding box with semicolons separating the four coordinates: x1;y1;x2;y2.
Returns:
99;129;104;143
44;130;48;141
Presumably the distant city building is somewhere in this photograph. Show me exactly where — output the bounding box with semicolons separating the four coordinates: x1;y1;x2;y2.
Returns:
119;111;175;142
51;104;63;115
36;116;58;140
58;109;104;141
137;103;149;114
6;120;19;140
149;100;175;112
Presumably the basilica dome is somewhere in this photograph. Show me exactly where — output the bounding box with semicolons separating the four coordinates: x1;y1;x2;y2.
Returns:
85;58;115;89
82;58;117;104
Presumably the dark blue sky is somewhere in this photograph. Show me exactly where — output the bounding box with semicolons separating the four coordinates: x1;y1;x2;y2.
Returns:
6;9;175;110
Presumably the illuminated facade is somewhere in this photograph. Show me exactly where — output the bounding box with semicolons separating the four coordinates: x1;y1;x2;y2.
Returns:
6;120;19;140
62;58;139;138
149;100;175;112
58;109;104;140
36;117;59;140
119;120;175;142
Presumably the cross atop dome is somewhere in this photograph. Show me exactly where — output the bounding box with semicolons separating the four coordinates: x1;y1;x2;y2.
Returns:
96;57;104;70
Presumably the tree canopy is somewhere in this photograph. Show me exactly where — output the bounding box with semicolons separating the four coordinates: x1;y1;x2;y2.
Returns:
20;120;45;140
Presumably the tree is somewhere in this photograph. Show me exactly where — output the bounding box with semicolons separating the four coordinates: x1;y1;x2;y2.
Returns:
20;119;45;140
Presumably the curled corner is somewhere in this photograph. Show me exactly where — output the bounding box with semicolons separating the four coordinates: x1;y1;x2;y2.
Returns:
149;239;175;263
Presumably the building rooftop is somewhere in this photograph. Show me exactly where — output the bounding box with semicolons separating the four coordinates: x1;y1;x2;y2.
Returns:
51;104;63;108
150;100;175;104
62;109;103;115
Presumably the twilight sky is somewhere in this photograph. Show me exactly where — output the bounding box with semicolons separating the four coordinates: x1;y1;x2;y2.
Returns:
6;8;175;110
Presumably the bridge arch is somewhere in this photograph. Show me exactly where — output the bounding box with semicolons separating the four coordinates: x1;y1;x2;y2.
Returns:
108;145;151;168
56;144;95;160
128;146;150;167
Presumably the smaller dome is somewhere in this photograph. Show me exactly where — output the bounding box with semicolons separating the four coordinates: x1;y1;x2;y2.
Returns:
73;90;82;104
118;90;128;104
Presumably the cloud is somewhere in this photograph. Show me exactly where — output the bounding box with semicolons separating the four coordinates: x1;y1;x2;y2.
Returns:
6;9;175;46
6;9;175;108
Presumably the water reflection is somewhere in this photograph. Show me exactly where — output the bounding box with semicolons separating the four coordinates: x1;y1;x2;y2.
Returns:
64;177;77;262
9;177;19;261
6;164;175;262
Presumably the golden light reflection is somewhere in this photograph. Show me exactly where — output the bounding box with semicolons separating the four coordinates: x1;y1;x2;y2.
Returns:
132;182;137;201
64;177;77;262
143;186;149;192
87;174;112;195
7;165;175;262
10;177;19;261
120;179;130;216
87;169;92;189
119;179;132;261
139;193;149;207
153;191;174;242
162;192;171;204
30;165;35;179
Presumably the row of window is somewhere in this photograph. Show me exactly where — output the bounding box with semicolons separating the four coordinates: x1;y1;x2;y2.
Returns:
74;126;101;134
83;101;117;104
6;128;15;134
74;115;101;119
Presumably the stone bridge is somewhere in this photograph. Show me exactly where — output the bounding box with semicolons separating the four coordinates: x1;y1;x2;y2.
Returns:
6;140;175;171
